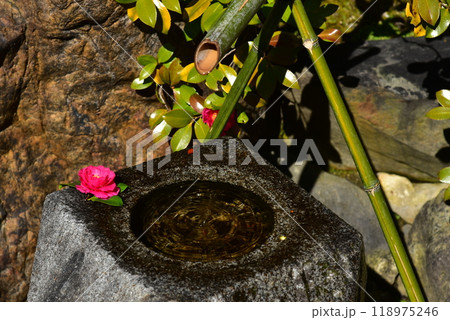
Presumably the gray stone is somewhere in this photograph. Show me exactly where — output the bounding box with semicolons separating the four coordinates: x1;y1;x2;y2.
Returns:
28;139;365;301
290;164;408;299
407;190;450;301
287;37;450;182
291;165;387;255
378;173;447;224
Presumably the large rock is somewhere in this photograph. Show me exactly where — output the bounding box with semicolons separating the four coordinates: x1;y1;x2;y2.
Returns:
0;0;163;301
288;37;450;182
378;172;447;224
407;190;450;301
28;140;365;301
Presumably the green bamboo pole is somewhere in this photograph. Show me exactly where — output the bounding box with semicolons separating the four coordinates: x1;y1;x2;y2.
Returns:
195;0;266;74
292;0;425;302
206;0;289;139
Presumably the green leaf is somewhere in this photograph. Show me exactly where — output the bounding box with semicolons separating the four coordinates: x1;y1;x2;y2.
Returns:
149;109;168;129
174;85;197;104
59;183;76;189
185;0;211;22
136;0;157;27
280;68;300;90
248;14;261;25
438;167;450;183
163;109;194;128
139;58;158;80
157;43;175;64
168;58;182;86
444;186;450;201
117;183;129;192
131;77;153;90
194;119;210;142
417;0;440;26
162;0;181;13
237;111;249;124
137;55;157;66
201;2;225;32
152;120;172;143
437;89;450;108
179;63;207;83
171;123;193;151
219;64;237;85
205;92;226;109
426;107;450;120
426;8;450;38
88;195;124;207
115;0;137;4
205;68;224;91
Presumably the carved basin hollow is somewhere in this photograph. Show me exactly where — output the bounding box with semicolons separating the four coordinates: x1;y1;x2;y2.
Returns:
131;180;274;262
29;138;365;302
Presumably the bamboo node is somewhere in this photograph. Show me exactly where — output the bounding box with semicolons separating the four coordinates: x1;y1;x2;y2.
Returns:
363;182;381;195
303;38;319;51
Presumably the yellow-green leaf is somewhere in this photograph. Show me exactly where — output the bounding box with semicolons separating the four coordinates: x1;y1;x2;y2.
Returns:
163;109;194;128
154;0;171;34
194;119;210;142
127;7;139;22
179;63;207;83
219;64;237;85
200;2;225;32
138;55;157;66
152;120;172;143
185;0;211;22
426;8;450;38
237;111;249;124
136;0;157;27
417;0;440;26
157;43;175;64
426;106;450;120
437;89;450;107
168;58;182;86
171;123;193;151
281;69;300;90
162;0;181;14
131;77;153;90
438;167;450;183
149;109;167;129
139;58;158;80
205;92;226;109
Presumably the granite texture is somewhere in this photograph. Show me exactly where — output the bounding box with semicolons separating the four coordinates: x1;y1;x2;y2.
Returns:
407;190;450;301
28;139;365;301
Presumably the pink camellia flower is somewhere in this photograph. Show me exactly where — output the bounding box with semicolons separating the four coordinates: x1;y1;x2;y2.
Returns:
202;108;236;134
76;166;120;200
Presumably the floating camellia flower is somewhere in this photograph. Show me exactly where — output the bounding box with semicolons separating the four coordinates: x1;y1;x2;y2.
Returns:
76;165;120;200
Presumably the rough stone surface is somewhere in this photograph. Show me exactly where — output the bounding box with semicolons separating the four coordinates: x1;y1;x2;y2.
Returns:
290;164;386;255
378;172;447;224
0;0;163;301
28;139;365;301
287;37;450;181
407;190;450;301
290;164;410;299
